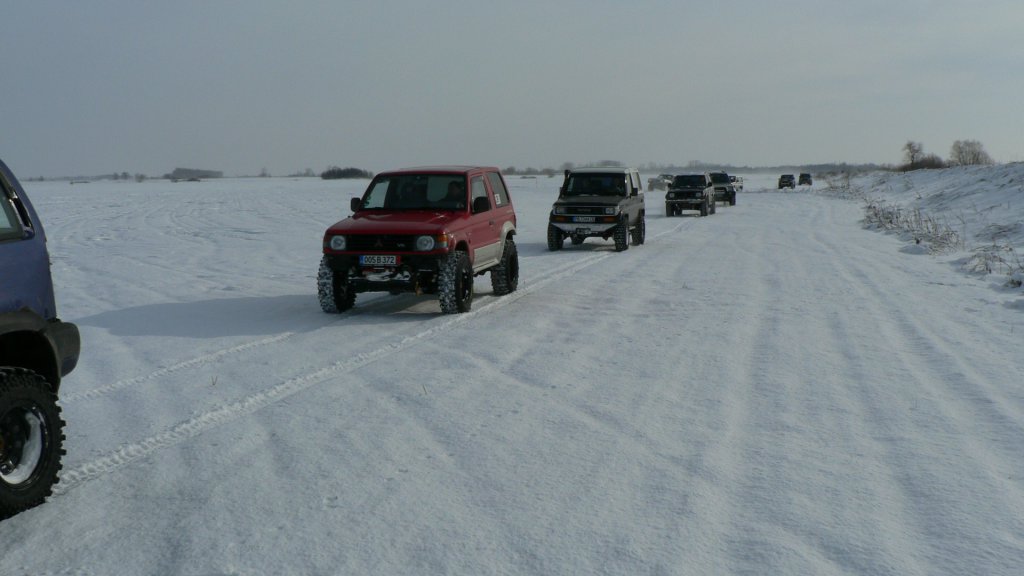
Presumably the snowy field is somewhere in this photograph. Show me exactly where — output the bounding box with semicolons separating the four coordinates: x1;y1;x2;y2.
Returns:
2;168;1023;575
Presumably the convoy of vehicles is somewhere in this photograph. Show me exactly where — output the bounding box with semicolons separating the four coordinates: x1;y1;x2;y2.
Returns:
1;158;79;519
0;149;782;520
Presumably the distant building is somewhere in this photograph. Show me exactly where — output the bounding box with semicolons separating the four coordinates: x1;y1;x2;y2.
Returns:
165;168;223;180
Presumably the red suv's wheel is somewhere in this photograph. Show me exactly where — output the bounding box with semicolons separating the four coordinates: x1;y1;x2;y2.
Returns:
439;251;473;314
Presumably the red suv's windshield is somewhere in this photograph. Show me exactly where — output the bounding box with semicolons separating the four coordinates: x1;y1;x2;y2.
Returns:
361;174;467;211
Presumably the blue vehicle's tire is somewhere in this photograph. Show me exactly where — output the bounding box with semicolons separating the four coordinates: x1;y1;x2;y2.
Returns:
0;368;65;520
317;256;355;313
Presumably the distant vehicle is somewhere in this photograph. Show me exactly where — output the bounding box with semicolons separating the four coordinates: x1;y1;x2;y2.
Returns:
708;172;738;206
729;175;744;192
665;173;715;217
1;157;80;519
647;174;673;191
548;167;645;252
798;173;813;186
778;174;796;189
318;166;519;314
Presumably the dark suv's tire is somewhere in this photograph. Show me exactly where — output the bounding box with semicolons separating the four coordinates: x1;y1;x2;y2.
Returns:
614;218;630;252
0;368;65;520
547;224;564;251
439;251;473;314
317;256;355;313
631;214;646;245
490;238;519;296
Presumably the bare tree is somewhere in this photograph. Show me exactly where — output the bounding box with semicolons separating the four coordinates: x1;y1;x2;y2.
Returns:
903;141;923;168
949;139;994;166
917;154;946;170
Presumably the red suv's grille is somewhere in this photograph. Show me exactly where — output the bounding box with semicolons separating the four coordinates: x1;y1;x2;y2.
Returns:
345;235;416;252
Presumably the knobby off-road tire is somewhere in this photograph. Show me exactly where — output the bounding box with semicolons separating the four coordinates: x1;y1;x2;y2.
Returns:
547;224;564;251
0;368;65;520
711;199;717;214
317;256;355;313
631;214;646;246
490;238;519;296
700;199;709;217
439;251;473;314
614;218;630;252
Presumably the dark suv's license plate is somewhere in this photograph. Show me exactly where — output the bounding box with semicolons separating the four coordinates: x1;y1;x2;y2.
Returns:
359;255;398;266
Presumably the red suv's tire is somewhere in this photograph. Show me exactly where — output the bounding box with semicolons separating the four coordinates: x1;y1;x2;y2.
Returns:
317;256;355;313
490;238;519;296
439;251;473;314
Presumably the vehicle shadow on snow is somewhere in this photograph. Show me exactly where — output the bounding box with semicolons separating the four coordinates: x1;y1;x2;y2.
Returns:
517;241;621;255
75;292;433;338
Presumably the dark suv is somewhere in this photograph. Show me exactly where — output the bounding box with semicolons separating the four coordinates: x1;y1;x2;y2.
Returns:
798;173;813;186
319;166;518;314
778;174;796;189
708;171;737;206
665;173;715;216
1;158;80;519
547;167;645;252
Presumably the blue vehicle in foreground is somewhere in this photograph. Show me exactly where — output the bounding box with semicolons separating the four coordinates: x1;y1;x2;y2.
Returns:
0;158;80;519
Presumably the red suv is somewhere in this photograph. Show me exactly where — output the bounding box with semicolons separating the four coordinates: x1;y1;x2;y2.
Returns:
318;166;519;314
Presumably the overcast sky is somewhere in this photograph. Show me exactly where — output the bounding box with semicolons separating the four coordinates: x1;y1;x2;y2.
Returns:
3;1;1022;177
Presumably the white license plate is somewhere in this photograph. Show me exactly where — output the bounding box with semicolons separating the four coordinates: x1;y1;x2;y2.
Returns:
573;216;596;223
359;255;398;266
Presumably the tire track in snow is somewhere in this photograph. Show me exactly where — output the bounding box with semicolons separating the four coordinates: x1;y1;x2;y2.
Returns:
53;248;621;496
61;214;696;406
60;332;298;403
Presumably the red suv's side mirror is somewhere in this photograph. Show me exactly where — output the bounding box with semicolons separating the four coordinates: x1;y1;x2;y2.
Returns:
350;197;361;212
472;196;491;214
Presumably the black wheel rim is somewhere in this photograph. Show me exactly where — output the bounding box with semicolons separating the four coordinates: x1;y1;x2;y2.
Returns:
0;404;48;487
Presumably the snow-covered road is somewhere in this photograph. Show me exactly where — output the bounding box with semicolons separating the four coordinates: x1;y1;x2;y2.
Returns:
3;175;1022;575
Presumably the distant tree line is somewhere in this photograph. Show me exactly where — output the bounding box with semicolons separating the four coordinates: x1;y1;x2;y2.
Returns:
321;166;373;179
900;139;994;171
